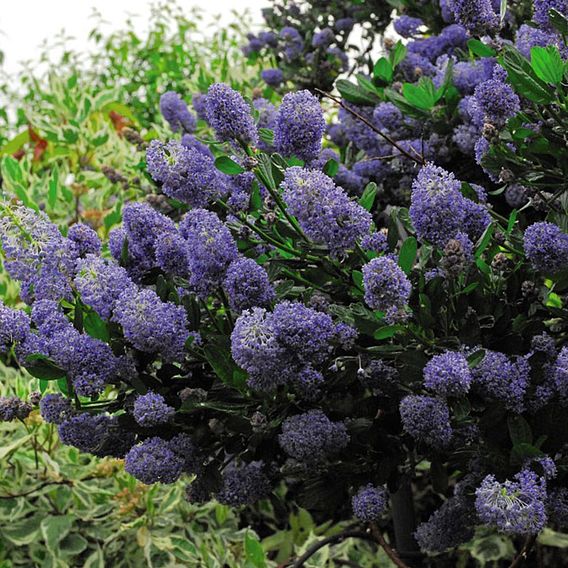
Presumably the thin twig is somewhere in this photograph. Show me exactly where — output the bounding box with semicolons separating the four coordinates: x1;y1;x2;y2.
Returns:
289;529;373;568
369;524;411;568
0;479;71;499
508;535;537;568
315;88;425;166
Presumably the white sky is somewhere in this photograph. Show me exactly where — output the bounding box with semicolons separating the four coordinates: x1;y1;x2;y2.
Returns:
0;0;266;76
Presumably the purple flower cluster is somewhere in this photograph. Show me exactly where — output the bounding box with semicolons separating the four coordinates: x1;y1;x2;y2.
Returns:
223;257;275;313
282;167;372;256
472;351;530;411
216;461;272;506
362;256;411;317
179;209;238;297
0;205;78;303
415;496;475;552
523;222;568;273
0;301;31;354
475;469;548;535
312;28;335;48
399;395;453;449
133;392;176;427
274;91;326;161
39;393;73;424
124;437;184;484
352;484;389;522
261;68;284;87
451;0;500;35
231;301;336;392
58;413;133;458
470;78;521;128
67;223;101;257
424;351;472;397
279;409;349;462
205;83;258;145
0;396;32;421
74;255;134;320
146;139;226;207
113;287;189;362
394;16;424;38
33;300;121;397
409;164;490;247
110;202;176;278
159;91;196;133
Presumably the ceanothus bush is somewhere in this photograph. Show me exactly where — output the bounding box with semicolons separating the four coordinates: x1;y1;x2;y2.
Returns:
3;0;568;564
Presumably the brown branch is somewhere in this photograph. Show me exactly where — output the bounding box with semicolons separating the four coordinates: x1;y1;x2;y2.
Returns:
315;88;426;166
508;535;537;568
0;475;98;500
289;529;373;568
0;479;72;499
370;524;411;568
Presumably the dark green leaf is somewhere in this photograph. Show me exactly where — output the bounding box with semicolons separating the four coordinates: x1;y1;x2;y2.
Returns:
402;78;437;110
549;8;568;35
25;355;65;380
500;46;554;103
358;182;377;211
373;57;393;83
323;159;339;177
336;79;380;106
398;237;417;275
531;45;564;84
373;325;404;339
467;39;496;58
389;41;407;68
214;156;245;175
258;128;274;146
508;414;533;446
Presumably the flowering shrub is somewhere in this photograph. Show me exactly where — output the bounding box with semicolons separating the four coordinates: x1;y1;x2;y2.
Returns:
3;0;568;566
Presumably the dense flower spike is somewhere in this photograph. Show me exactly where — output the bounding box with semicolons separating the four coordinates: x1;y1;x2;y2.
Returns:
0;396;32;421
66;223;101;257
279;410;349;462
0;205;78;303
113;287;189;362
261;68;284;87
451;0;500;34
400;395;453;448
39;393;73;424
159;91;196;133
274;91;326;161
362;256;411;315
423;351;472;396
216;461;272;506
409;164;468;247
470;79;521;128
58;413;114;455
74;255;134;320
281;167;372;256
415;496;475;552
205;83;258;145
472;351;530;411
352;485;389;522
394;16;424;37
179;208;238;297
475;470;548;535
523;222;568;273
146;140;224;207
223;257;275;312
231;301;336;391
0;301;30;354
124;437;184;484
133;392;176;427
